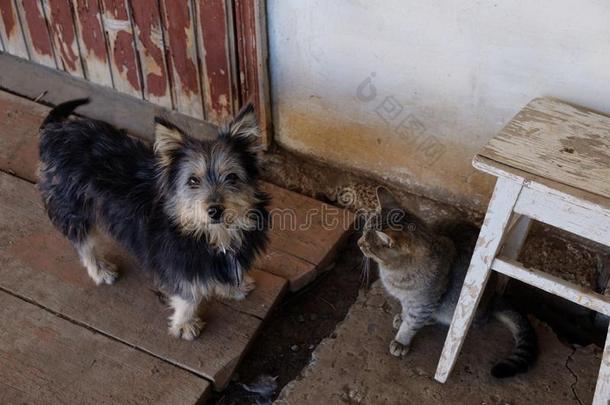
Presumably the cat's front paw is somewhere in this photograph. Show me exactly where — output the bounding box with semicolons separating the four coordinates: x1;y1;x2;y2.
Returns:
389;340;410;357
392;313;402;330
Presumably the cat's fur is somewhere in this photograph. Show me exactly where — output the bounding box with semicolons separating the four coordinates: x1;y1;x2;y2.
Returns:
358;187;537;378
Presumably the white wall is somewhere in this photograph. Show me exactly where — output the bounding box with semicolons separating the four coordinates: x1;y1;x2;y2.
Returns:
267;0;610;210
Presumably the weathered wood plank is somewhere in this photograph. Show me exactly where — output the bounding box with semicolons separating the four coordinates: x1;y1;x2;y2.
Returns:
514;184;610;247
262;182;355;267
0;54;217;142
14;0;56;67
233;0;271;148
0;0;29;58
435;177;524;383
0;290;210;404
43;0;84;77
254;247;317;291
100;0;142;98
71;0;113;87
195;0;233;124
492;257;610;317
159;0;204;119
130;0;172;108
0;90;48;180
481;97;610;201
0;171;286;389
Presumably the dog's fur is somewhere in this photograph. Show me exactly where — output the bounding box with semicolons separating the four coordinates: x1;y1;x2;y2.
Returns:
38;99;269;340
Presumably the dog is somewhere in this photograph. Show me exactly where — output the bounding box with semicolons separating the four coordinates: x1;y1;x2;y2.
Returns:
38;99;269;340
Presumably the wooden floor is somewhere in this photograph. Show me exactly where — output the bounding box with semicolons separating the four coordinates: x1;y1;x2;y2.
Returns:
0;91;354;403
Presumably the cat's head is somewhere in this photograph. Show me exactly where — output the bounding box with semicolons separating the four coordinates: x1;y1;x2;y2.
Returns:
357;187;430;266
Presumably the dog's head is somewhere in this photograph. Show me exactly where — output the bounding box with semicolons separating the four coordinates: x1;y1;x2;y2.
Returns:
154;104;264;249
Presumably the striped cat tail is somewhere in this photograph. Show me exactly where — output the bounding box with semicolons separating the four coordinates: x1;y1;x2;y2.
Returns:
490;305;538;378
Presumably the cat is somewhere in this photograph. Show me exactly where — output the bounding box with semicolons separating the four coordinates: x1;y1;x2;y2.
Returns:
357;187;538;378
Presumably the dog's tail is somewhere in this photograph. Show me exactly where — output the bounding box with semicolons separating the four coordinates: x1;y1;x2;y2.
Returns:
490;300;538;378
40;98;90;129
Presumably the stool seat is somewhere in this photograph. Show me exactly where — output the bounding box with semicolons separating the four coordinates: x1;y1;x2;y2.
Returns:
481;97;610;200
435;98;610;405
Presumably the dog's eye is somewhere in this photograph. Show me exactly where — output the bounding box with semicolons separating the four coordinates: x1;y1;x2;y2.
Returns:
225;173;239;184
187;176;200;187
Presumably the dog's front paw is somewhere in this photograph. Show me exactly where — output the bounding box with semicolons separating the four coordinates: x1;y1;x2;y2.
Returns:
389;340;410;357
229;275;256;301
240;275;256;295
169;318;205;341
392;314;402;330
93;261;119;285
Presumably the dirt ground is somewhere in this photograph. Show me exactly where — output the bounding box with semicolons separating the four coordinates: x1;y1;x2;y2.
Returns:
208;234;365;404
207;219;608;404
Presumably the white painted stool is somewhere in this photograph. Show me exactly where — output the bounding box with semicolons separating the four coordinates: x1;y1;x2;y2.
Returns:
434;98;610;405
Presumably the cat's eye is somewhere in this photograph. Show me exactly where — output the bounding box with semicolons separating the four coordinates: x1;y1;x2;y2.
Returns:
187;176;200;187
225;173;239;185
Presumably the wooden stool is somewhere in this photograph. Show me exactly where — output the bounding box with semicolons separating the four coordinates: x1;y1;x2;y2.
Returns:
434;98;610;405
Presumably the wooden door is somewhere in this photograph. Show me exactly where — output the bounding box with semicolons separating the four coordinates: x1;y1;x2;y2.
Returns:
0;0;271;146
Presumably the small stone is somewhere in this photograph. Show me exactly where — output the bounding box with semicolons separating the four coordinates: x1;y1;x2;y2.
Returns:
297;315;305;323
308;344;315;350
290;344;299;352
309;313;318;321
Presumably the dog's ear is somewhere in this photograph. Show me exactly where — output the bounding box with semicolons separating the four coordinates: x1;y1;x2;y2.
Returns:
154;117;184;167
224;103;260;146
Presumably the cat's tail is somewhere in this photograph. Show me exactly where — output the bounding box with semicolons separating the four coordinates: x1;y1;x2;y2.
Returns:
490;302;538;378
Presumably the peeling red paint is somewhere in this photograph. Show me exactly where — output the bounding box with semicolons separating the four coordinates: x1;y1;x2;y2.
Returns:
74;0;106;60
199;0;232;120
234;0;259;107
20;0;54;57
113;30;141;90
161;0;199;95
47;0;80;73
130;1;168;98
102;0;141;92
0;1;17;37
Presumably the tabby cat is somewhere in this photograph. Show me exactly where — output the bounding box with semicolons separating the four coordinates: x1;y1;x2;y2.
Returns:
358;187;537;378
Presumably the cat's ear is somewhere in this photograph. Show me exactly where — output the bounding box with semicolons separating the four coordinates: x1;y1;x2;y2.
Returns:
375;230;394;247
376;186;400;212
154;117;185;167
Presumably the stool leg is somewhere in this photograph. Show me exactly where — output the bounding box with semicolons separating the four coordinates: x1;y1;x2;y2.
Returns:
434;177;524;383
593;324;610;405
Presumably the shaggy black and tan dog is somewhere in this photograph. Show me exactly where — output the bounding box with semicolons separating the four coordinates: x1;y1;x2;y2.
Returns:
38;99;269;340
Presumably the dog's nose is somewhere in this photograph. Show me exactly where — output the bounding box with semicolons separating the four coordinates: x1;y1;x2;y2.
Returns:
207;205;224;222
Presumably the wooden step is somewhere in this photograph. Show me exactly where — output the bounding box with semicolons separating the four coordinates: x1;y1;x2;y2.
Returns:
0;89;354;402
0;172;286;389
0;290;210;404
